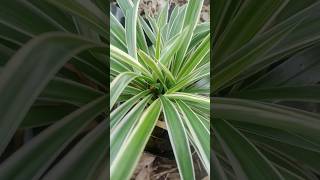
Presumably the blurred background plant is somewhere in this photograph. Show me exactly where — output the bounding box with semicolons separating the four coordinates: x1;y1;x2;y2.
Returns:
0;0;108;179
212;1;320;179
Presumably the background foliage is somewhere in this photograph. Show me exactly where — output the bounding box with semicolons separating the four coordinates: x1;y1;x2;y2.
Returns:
0;0;108;179
212;0;320;179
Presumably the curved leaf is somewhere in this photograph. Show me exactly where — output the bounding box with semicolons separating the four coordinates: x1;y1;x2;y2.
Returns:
160;96;195;180
0;96;106;179
0;32;105;155
111;99;161;180
213;119;284;180
110;72;139;109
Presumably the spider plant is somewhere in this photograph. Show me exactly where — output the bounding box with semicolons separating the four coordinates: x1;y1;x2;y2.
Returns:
110;0;209;179
0;0;107;179
213;0;320;179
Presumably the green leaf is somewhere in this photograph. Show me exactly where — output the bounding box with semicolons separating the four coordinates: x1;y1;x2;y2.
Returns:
110;45;151;75
178;34;210;80
28;0;78;33
146;14;158;35
42;121;107;180
167;5;179;34
136;15;150;54
0;96;106;179
212;150;228;180
158;62;176;85
48;0;108;38
165;93;209;107
159;27;189;67
230;3;320;86
111;99;161;180
139;16;156;44
155;29;162;60
110;90;150;129
116;0;133;15
212;0;241;43
176;100;210;173
157;1;168;28
160;96;195;180
233;121;320;153
168;5;186;39
110;72;139;109
174;0;204;74
247;44;320;89
213;119;284;180
213;0;288;62
0;32;104;155
212;0;320;178
111;95;152;163
244;131;320;172
213;21;299;92
21;104;76;128
213;98;320;140
229;85;320;102
137;50;165;85
125;0;140;59
168;64;209;93
110;13;126;47
40;77;103;106
0;1;59;36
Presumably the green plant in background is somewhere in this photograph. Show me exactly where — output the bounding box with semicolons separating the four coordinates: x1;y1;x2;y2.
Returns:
213;0;320;179
0;0;107;179
110;0;209;179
